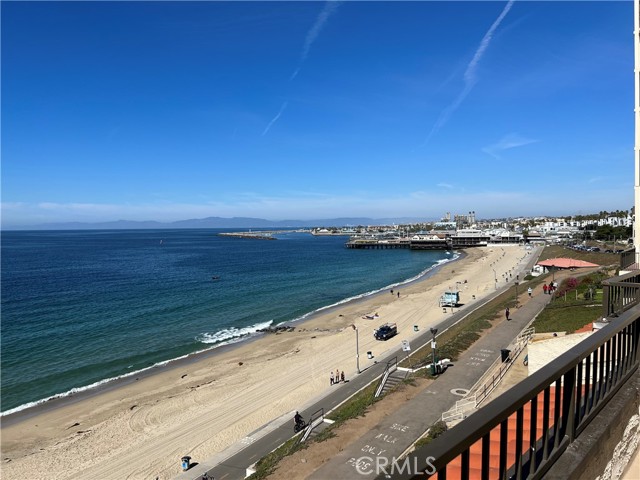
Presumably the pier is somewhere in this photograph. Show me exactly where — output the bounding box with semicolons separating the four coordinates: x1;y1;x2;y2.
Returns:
345;239;410;249
345;238;451;250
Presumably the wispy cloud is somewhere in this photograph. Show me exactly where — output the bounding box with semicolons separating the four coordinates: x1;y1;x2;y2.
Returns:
437;183;454;189
261;101;288;136
423;0;515;146
291;0;340;80
482;132;537;158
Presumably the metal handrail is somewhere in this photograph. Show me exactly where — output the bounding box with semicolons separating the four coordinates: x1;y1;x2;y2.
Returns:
374;356;398;398
299;407;325;443
384;302;640;480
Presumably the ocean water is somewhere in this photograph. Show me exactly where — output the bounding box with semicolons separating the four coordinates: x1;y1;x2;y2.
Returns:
0;229;452;414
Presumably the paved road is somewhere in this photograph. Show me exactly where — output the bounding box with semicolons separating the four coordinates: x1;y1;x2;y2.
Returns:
178;249;543;480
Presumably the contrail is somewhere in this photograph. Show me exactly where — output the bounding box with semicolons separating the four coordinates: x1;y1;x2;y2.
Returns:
423;0;515;146
262;101;288;136
291;0;340;80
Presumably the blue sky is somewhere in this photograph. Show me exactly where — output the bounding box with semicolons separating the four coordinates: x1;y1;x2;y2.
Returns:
1;1;634;227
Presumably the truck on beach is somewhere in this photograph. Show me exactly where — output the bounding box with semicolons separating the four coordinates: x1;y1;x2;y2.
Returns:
374;323;398;341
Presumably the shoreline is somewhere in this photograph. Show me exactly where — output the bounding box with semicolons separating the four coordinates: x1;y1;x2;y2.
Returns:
1;250;462;424
2;246;527;480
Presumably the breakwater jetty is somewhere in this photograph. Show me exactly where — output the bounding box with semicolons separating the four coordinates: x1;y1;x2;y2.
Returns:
218;229;308;240
218;232;276;240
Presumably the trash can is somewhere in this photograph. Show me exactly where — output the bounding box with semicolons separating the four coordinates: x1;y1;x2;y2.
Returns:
413;325;419;332
181;456;192;471
501;349;511;363
367;351;373;359
430;364;442;375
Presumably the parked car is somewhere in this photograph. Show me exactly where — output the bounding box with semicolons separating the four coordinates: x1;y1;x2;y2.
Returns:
374;323;398;341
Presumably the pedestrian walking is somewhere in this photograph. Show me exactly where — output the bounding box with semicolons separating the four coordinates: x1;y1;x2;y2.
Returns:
543;284;548;295
527;287;532;297
335;369;340;382
397;291;400;298
330;371;334;385
340;371;345;382
505;307;510;321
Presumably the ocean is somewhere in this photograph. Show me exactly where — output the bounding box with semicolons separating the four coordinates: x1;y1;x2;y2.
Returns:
0;229;453;414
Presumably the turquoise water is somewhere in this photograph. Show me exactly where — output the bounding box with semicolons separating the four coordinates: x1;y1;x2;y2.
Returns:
1;229;452;413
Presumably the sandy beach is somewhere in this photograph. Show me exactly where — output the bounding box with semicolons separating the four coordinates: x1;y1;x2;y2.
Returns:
1;245;530;479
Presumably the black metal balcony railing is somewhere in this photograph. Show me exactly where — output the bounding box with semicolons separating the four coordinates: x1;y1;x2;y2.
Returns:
620;247;637;271
385;274;640;480
602;270;640;317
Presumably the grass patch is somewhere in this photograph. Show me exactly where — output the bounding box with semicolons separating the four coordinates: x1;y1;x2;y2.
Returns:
326;383;378;425
532;270;610;334
536;245;619;267
248;437;305;480
531;304;602;334
414;420;448;449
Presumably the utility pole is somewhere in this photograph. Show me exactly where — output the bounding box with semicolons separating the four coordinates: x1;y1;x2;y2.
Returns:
430;328;438;375
351;324;360;374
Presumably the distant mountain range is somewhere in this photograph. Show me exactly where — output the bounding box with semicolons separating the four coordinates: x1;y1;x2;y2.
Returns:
5;216;434;231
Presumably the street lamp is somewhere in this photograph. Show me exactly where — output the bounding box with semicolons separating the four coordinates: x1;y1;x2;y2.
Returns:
351;324;360;374
492;269;497;290
515;281;519;306
430;328;438;375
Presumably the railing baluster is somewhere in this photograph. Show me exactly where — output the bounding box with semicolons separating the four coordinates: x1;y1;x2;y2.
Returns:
553;378;562;449
438;466;447;480
584;354;591;415
604;338;611;395
630;320;637;366
615;332;622;384
461;448;470;480
624;322;630;368
602;283;611;316
499;419;508;479
576;359;583;428
542;387;550;460
530;395;538;475
591;349;598;412
481;432;490;480
597;343;605;403
515;407;524;479
562;368;577;441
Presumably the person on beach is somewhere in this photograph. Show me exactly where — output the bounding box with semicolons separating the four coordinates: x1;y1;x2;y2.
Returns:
543;284;548;295
505;307;510;321
335;369;340;382
397;291;400;298
330;371;334;385
390;289;394;295
527;287;532;297
341;370;345;382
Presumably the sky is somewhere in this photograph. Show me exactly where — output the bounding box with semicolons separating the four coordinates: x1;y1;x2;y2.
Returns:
1;1;635;227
